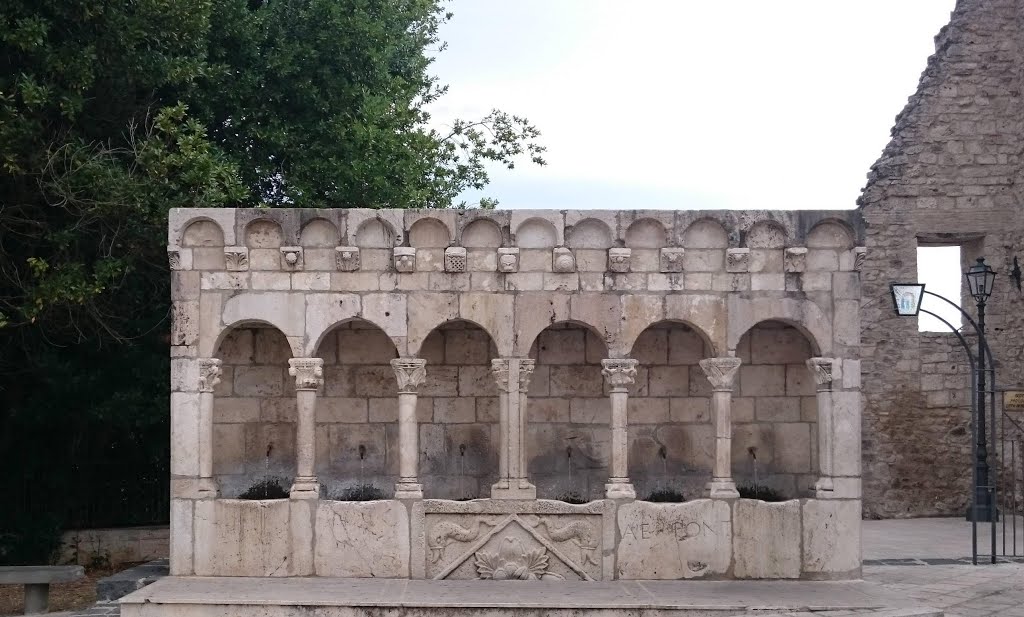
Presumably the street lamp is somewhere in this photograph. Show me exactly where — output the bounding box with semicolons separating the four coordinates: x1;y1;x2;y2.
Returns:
889;256;999;562
965;257;996;524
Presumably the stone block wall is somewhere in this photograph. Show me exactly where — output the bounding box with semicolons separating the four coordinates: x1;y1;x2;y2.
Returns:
858;0;1024;517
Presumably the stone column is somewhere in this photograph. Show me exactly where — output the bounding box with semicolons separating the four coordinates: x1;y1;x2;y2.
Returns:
807;357;836;496
699;357;742;498
391;358;427;499
197;358;222;498
601;359;638;499
288;358;323;499
490;358;537;499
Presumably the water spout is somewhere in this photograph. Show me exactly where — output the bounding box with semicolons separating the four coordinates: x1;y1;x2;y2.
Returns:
748;447;759;497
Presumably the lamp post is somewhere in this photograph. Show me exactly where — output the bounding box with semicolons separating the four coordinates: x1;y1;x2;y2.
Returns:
965;257;996;523
890;256;998;526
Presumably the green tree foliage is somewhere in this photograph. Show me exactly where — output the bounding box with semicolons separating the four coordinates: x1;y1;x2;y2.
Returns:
0;0;544;563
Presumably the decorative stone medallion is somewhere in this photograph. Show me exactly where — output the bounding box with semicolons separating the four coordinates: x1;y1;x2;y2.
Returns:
726;248;750;273
497;248;520;273
280;246;304;270
335;246;361;271
394;247;416;273
784;247;807;273
224;246;249;272
660;248;685;273
552;247;576;273
607;248;631;273
444;247;468;273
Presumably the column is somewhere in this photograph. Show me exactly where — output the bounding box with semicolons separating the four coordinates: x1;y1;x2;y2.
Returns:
602;359;639;499
197;358;222;498
699;357;742;498
288;357;323;498
490;358;537;499
391;358;427;499
807;357;835;496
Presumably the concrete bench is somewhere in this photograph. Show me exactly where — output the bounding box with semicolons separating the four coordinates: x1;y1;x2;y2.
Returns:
0;566;85;614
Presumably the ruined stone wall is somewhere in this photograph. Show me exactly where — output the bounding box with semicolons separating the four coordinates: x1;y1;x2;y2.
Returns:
859;0;1024;517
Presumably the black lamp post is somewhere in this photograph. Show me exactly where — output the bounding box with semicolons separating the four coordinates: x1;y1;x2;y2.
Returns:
965;257;996;523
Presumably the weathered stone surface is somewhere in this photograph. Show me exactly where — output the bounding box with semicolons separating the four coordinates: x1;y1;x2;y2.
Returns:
314;500;409;577
616;500;731;579
802;499;861;577
732;499;801;579
193;499;291;576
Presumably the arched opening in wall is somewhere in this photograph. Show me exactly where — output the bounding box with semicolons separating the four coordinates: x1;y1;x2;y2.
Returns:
627;321;714;502
733;321;818;500
212;323;295;498
417;320;499;499
315;319;398;500
527;321;608;502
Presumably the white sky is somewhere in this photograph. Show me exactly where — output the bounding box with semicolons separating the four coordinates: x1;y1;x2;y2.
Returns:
429;0;957;211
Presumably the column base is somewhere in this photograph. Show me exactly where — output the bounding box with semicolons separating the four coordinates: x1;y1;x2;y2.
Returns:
196;477;219;500
289;476;320;499
491;479;537;500
705;480;739;499
394;481;424;499
605;480;636;500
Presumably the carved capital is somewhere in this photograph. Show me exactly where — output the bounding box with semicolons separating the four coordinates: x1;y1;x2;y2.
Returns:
807;357;836;390
391;358;427;394
491;358;534;393
853;246;866;272
698;357;742;391
601;359;638;390
198;358;223;393
288;357;324;390
518;359;536;393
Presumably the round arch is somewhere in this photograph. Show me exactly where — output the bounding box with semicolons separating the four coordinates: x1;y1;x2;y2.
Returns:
727;297;830;356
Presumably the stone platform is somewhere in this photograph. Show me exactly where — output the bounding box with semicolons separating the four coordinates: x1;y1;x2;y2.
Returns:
119;576;940;617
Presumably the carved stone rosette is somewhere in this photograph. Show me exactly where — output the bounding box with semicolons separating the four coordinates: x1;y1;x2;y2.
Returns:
198;358;223;393
280;246;304;270
601;359;638;391
807;357;835;391
288;358;324;390
391;358;427;394
698;357;742;392
552;247;576;273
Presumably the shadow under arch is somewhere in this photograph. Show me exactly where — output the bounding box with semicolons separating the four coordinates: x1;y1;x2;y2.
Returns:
727;297;829;357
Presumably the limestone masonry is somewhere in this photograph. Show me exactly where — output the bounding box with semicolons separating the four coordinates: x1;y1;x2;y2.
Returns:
168;207;863;580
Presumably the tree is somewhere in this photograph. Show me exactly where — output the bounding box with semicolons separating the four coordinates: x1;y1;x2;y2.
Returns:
0;0;544;562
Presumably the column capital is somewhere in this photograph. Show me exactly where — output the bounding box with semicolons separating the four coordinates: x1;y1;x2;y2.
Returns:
601;358;638;390
806;357;836;390
288;357;324;390
391;358;427;394
198;358;222;393
490;358;535;393
699;357;742;391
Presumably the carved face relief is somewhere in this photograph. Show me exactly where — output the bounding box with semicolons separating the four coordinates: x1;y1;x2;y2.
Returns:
497;251;519;273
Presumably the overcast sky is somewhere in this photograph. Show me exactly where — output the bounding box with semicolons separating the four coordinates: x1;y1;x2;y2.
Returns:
429;1;961;330
429;1;956;211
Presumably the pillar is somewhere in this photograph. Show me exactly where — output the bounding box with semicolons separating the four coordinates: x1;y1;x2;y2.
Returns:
391;358;427;499
490;358;537;499
601;359;638;499
699;357;742;498
196;358;222;498
288;357;323;499
807;357;836;496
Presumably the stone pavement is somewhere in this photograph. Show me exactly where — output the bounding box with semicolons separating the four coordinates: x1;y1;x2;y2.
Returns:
70;518;1024;617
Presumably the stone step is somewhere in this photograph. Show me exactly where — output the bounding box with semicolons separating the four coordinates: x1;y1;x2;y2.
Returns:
119;576;941;617
97;559;168;601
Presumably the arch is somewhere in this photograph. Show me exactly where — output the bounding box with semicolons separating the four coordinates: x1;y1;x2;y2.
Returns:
412;318;500;359
515;217;558;249
625;218;667;249
211;292;306;357
527;320;609;361
213;319;300;359
727;297;829;356
408;217;452;248
355;219;397;248
566;219;614;249
682;218;729;249
461;218;503;248
627;319;714;363
316;317;398;363
619;294;722;358
299;219;340;247
807;220;854;249
307;315;393;362
244;219;284;248
745;221;788;249
182;219;225;247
